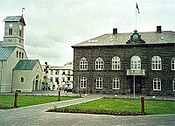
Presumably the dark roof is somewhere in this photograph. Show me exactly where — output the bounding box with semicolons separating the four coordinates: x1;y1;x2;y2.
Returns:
14;60;38;70
3;16;26;26
72;31;175;47
0;46;16;60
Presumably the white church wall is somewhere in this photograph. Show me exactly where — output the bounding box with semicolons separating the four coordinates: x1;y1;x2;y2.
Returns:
12;61;43;92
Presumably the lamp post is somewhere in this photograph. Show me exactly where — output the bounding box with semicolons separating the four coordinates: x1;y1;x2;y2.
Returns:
133;75;136;99
57;82;60;101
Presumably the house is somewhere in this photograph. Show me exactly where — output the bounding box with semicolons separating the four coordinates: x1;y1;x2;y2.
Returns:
42;62;73;90
0;15;42;92
72;26;175;96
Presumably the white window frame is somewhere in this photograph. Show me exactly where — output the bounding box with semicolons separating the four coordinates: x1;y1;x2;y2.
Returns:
95;57;104;70
153;78;161;91
152;56;162;70
80;77;87;89
96;77;103;89
112;78;120;89
131;56;141;70
173;79;175;91
79;57;88;70
112;56;121;70
171;57;175;70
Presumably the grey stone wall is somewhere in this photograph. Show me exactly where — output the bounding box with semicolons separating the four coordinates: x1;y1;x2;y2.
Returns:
73;43;175;96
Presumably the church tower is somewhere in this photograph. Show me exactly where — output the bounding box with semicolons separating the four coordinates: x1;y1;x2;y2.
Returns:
2;15;26;48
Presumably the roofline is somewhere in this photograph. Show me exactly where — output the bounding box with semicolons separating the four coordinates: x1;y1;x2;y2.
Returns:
72;42;175;48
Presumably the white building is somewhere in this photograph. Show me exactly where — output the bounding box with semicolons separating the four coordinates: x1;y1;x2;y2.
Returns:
43;62;73;90
0;15;43;92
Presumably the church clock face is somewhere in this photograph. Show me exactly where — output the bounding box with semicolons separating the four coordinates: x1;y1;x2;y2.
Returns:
9;24;13;27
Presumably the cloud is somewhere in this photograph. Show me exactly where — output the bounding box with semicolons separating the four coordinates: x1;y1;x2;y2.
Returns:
0;0;175;65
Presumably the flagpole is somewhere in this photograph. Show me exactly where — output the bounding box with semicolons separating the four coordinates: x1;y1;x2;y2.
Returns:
135;3;137;30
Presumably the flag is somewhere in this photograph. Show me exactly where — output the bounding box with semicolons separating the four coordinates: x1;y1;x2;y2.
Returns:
136;3;140;14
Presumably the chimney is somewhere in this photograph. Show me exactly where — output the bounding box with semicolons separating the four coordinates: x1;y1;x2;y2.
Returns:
156;26;162;33
113;28;118;35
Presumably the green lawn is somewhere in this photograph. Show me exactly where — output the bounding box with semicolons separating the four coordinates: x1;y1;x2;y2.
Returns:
49;98;175;115
0;95;78;109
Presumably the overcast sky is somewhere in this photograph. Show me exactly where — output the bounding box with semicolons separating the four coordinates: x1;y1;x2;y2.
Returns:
0;0;175;66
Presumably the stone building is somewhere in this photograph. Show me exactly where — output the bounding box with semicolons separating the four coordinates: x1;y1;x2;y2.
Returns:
72;26;175;96
0;15;42;92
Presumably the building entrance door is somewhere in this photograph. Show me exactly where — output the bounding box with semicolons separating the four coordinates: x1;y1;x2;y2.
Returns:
130;76;142;94
135;77;142;93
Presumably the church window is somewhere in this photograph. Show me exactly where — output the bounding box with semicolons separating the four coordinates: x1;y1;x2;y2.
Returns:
19;30;22;37
19;52;21;58
21;77;24;82
95;57;104;70
9;28;13;35
22;53;24;59
16;51;18;58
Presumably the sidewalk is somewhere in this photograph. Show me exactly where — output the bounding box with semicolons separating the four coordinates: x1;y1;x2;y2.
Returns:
1;94;175;126
1;94;103;112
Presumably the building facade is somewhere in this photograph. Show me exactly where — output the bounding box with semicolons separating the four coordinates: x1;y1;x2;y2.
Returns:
0;15;43;92
72;27;175;96
42;62;73;90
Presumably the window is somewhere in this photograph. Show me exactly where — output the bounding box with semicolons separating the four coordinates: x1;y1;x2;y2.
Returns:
50;77;53;82
79;57;88;70
152;56;162;70
55;71;58;75
55;77;59;83
62;77;65;82
112;78;120;89
9;28;13;35
16;51;18;58
112;56;121;70
19;30;22;37
80;77;87;89
67;77;70;81
153;78;161;91
95;57;104;70
173;79;175;91
19;52;21;58
171;57;175;70
131;56;141;70
96;77;103;89
22;53;24;59
51;70;53;75
21;77;24;82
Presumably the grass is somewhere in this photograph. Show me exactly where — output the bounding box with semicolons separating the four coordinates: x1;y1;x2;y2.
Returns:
48;98;175;115
0;95;79;109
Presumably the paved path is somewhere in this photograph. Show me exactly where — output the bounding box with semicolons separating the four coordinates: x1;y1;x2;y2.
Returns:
0;94;175;126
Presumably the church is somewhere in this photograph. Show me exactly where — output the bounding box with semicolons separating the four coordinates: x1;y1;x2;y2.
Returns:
0;15;43;93
72;26;175;96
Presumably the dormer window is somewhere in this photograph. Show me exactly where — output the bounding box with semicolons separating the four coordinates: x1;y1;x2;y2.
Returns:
9;28;12;35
